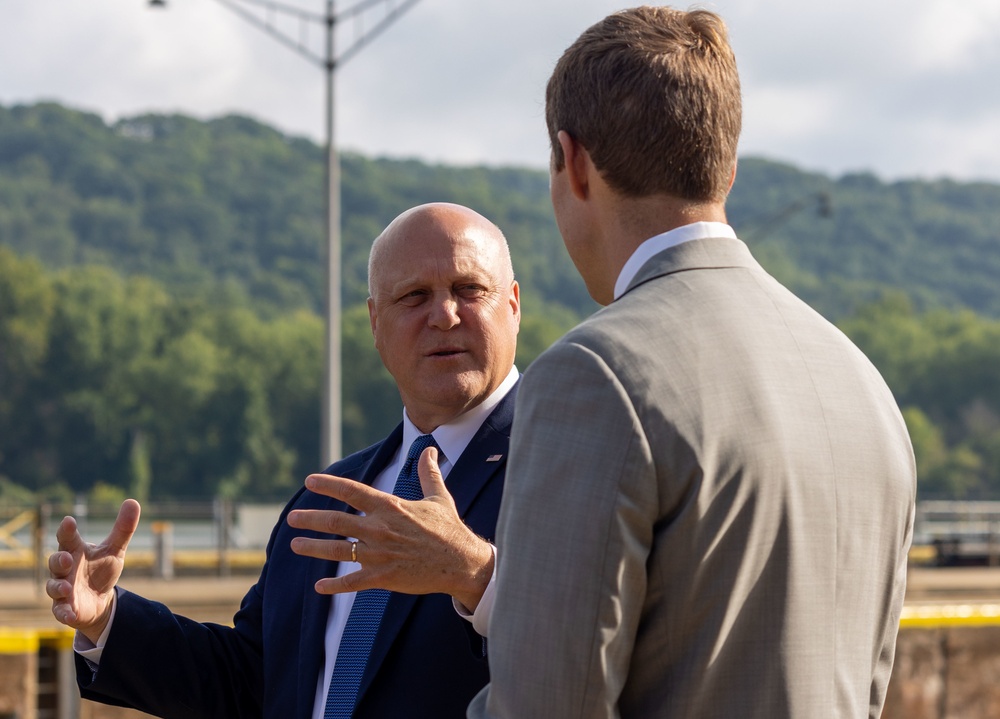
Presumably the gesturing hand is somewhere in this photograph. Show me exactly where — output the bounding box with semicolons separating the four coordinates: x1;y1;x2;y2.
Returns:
47;499;141;644
288;446;494;611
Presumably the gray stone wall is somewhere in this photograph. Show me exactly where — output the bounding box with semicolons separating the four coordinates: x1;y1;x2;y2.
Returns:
0;651;35;719
4;625;1000;719
883;626;1000;719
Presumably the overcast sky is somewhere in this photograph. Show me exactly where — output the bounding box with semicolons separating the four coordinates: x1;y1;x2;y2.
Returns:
3;0;999;183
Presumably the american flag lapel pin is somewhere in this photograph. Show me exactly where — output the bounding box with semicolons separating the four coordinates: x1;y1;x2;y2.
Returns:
486;454;503;462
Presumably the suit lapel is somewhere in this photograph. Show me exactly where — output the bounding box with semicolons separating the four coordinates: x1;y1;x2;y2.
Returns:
296;568;331;717
296;427;404;717
354;383;518;707
448;386;516;522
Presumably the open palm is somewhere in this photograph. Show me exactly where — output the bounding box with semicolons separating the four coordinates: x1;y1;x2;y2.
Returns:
47;499;141;642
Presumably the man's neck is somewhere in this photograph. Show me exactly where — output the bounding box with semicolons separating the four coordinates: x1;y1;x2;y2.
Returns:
616;193;727;245
592;194;728;303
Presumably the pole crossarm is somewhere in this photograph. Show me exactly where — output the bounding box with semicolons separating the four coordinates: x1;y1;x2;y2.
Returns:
335;0;422;69
211;0;326;66
237;0;327;22
209;0;423;70
740;191;833;244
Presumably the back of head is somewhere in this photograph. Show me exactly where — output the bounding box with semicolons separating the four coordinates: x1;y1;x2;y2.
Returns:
546;6;741;203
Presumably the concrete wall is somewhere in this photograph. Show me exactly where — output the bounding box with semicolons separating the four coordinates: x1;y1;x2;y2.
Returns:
0;635;35;719
62;625;1000;719
883;625;1000;719
5;624;1000;719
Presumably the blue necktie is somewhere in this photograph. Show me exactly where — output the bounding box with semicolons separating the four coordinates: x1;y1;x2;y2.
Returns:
323;433;438;719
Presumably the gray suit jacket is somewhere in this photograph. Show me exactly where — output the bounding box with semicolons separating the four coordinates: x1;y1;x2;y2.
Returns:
470;237;916;718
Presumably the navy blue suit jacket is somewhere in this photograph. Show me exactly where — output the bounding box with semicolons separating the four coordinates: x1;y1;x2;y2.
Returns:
76;384;516;718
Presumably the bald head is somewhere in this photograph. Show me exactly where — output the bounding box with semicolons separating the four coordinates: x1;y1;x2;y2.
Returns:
368;203;513;300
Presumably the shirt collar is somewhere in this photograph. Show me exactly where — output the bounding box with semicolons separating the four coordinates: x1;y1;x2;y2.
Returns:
613;221;738;300
400;365;519;477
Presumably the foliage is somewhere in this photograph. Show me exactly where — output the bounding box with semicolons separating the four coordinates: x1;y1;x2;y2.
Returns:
0;102;593;321
728;161;1000;319
0;252;321;500
0;476;35;504
0;249;569;501
838;294;1000;499
2;102;999;500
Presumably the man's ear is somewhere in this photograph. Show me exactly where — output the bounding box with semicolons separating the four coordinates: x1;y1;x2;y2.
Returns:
557;130;591;201
367;297;377;337
509;280;521;326
727;161;737;192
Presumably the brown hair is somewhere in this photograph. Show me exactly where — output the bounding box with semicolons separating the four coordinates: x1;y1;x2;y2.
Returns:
545;6;741;202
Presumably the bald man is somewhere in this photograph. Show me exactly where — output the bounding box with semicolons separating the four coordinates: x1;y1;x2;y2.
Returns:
48;203;521;719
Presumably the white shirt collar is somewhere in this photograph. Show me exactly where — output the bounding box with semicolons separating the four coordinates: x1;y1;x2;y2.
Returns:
400;364;519;477
613;221;738;300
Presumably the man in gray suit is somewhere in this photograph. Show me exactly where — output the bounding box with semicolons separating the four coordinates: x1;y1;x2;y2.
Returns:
467;6;916;718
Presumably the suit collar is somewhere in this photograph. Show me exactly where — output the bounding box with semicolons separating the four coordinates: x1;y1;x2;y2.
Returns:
443;378;517;521
621;235;758;298
358;425;404;488
400;365;519;470
614;222;737;299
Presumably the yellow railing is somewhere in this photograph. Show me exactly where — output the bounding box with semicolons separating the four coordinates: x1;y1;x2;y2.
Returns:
2;603;999;655
0;627;75;654
0;548;265;571
0;510;35;550
900;603;1000;628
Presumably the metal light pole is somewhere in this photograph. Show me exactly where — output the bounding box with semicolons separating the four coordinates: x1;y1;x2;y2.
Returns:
150;0;424;465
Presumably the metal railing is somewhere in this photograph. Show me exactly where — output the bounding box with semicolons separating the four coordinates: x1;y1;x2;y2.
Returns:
914;501;1000;566
0;499;284;582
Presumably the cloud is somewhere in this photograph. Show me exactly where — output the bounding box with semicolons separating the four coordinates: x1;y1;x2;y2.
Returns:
906;0;1000;72
1;0;999;182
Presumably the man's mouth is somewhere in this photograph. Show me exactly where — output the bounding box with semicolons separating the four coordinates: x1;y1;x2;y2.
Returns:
429;349;465;357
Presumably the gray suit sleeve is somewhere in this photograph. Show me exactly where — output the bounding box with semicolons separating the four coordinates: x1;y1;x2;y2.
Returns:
469;340;653;718
870;501;914;718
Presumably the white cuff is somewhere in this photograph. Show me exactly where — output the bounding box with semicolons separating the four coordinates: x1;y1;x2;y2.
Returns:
453;544;497;638
73;589;118;664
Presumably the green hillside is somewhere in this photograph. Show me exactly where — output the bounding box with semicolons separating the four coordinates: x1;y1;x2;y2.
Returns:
4;102;1000;322
0;102;590;321
2;102;999;502
727;161;1000;318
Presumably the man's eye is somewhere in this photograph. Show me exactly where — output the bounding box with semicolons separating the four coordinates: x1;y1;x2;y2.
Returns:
457;285;487;298
398;291;427;306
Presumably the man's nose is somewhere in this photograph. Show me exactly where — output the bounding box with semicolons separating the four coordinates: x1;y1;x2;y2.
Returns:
427;294;460;329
